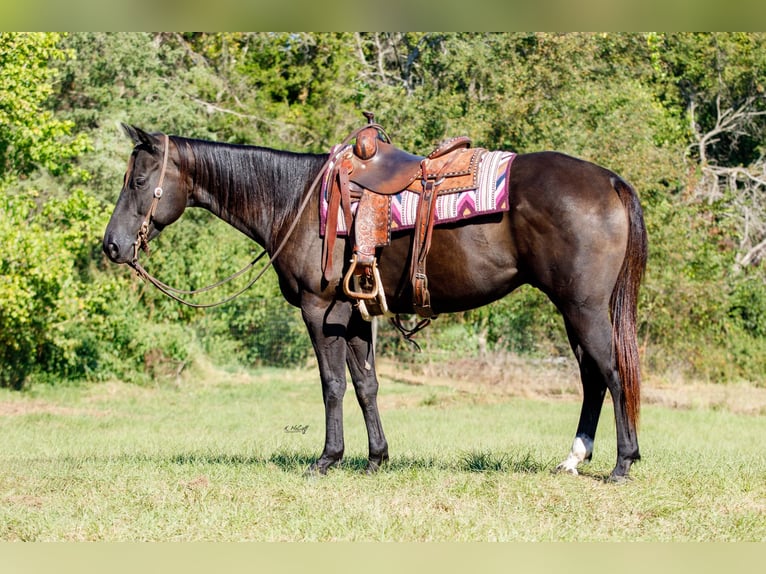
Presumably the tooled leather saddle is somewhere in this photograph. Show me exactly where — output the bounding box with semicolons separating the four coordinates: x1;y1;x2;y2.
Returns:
322;113;488;320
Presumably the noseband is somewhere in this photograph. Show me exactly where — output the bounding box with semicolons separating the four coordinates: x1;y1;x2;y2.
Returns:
132;133;171;263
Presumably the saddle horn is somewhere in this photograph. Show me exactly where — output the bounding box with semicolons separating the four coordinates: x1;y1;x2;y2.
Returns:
354;111;383;160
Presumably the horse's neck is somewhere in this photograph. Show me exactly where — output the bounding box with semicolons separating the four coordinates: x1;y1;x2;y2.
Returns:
186;141;319;250
193;186;271;248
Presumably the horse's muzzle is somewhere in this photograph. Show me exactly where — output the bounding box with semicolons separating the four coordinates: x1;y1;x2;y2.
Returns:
102;232;133;264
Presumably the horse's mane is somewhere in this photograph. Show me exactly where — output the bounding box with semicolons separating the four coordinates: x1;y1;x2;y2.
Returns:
172;135;326;241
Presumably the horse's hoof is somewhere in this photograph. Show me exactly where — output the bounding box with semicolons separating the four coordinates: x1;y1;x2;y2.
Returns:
363;461;384;475
364;454;388;475
304;462;328;478
606;473;632;485
553;462;579;476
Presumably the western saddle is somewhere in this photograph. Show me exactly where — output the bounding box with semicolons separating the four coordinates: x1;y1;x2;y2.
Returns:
322;112;487;321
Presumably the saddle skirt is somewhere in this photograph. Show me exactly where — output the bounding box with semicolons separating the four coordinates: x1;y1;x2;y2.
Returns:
320;148;515;237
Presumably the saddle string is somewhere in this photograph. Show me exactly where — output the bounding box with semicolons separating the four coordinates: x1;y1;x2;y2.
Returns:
129;122;390;308
389;315;432;352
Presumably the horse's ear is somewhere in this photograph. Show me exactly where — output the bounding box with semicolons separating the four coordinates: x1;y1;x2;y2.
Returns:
121;123;141;145
121;123;158;151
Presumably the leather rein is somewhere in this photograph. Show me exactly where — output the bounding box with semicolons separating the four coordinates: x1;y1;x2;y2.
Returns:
128;125;387;308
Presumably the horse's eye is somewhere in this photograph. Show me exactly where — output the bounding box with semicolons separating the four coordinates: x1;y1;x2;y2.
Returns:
134;176;147;188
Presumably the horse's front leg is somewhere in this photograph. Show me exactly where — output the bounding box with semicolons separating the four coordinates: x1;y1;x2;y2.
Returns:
301;294;350;474
345;315;389;473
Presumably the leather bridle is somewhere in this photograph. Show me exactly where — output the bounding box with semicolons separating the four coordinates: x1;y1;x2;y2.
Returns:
126;131;271;308
132;133;171;264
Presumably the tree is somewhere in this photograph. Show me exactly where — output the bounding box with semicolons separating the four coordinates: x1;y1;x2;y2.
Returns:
656;33;766;269
1;33;93;387
0;33;89;181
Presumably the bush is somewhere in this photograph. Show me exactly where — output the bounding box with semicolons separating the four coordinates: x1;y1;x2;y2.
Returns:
729;276;766;338
224;288;311;368
0;192;73;388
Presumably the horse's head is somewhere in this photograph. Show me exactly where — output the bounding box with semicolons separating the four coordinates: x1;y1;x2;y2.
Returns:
103;125;188;265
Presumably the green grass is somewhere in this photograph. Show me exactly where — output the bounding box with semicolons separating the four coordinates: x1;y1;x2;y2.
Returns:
1;365;764;541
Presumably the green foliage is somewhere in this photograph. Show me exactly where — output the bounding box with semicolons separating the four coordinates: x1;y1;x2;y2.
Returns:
729;275;766;337
0;33;91;181
0;189;107;387
639;184;766;382
0;194;62;387
225;290;311;368
464;287;569;357
656;33;766;166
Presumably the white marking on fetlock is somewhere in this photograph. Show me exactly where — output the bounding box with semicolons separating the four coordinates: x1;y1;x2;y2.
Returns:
556;435;594;475
556;453;580;475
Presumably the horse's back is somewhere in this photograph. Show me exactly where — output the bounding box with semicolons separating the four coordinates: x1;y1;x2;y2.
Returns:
370;150;634;315
510;151;627;211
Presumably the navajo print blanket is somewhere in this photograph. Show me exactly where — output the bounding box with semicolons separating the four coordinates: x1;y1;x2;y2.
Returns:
319;149;515;236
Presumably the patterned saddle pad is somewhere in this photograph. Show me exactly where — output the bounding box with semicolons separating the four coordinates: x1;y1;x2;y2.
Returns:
320;149;515;236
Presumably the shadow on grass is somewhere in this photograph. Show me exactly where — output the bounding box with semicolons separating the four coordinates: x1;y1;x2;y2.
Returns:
576;467;635;484
43;448;560;478
458;449;555;474
24;446;558;476
165;448;556;476
33;450;627;486
266;451;452;474
266;450;557;475
159;450;453;473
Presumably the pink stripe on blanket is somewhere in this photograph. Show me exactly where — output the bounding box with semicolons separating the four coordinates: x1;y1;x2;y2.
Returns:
320;150;515;236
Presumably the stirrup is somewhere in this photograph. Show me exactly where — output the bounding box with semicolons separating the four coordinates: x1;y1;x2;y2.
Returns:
343;255;391;319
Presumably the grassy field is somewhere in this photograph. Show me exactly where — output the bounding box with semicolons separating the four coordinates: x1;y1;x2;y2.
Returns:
1;357;764;542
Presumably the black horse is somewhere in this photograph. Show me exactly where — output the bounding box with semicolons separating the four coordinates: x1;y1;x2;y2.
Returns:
103;124;647;481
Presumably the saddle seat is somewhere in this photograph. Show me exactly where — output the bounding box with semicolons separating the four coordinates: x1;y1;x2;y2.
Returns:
349;127;473;195
322;116;486;321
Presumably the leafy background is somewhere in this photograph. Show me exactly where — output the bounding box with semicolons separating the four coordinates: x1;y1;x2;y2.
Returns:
2;32;766;389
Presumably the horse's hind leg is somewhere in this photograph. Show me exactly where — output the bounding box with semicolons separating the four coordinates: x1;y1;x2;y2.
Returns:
345;315;389;473
556;315;607;475
556;306;640;479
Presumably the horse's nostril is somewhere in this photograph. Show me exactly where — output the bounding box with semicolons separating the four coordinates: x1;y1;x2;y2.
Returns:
105;241;121;261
